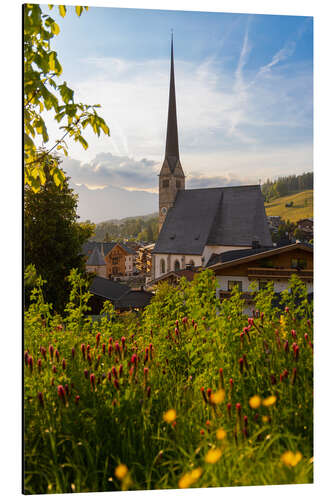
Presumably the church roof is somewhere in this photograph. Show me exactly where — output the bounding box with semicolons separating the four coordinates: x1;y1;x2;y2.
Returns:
153;185;272;255
86;246;106;266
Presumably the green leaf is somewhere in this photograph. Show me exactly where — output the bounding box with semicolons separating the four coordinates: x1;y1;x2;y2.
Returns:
51;22;60;35
58;5;66;18
75;6;83;17
77;135;88;150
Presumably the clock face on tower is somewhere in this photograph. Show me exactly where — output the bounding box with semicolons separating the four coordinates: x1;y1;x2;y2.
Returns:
161;207;167;216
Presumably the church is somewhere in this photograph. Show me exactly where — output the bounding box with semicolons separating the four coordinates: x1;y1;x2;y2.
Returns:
150;37;273;283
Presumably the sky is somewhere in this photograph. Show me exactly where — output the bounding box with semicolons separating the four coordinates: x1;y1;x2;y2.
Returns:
40;4;313;222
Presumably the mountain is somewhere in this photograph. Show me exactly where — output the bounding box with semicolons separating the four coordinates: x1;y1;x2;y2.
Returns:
71;183;158;223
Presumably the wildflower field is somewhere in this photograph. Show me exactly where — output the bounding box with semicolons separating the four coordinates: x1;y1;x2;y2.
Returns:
24;270;313;494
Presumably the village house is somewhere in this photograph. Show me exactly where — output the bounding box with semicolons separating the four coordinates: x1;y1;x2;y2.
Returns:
83;242;136;278
207;242;313;313
149;36;272;284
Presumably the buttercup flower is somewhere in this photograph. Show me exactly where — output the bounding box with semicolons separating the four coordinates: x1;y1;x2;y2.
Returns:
216;428;227;440
263;395;277;407
115;464;128;480
205;448;222;464
210;389;225;405
281;451;302;467
163;409;176;423
178;467;202;489
249;395;261;409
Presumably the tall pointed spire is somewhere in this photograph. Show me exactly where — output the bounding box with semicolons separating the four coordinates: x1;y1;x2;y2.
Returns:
164;32;180;168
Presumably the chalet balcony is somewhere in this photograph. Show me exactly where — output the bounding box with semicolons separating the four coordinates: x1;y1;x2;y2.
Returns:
247;267;313;279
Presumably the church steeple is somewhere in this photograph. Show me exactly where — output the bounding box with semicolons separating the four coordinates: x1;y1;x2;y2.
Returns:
165;33;180;165
159;34;185;231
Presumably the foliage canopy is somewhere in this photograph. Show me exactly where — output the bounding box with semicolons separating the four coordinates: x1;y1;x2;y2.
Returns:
24;4;110;192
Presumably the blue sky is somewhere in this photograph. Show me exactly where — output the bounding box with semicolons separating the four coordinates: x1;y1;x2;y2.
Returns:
40;4;313;220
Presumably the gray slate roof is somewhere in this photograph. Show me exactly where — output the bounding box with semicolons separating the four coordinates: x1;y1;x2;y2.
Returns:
86;246;106;266
153;185;272;255
115;290;153;309
89;277;130;300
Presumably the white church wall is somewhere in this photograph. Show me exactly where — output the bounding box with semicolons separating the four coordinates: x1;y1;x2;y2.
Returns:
154;253;202;279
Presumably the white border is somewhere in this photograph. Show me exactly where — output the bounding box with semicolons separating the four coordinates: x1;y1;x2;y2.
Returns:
2;1;332;499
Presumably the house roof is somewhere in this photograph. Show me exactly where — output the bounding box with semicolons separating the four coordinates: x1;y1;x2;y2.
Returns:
89;277;130;300
153;185;272;255
147;269;196;287
115;290;154;309
86;246;106;266
82;241;136;257
206;242;313;270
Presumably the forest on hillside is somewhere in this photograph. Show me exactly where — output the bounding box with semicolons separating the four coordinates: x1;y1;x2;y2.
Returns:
261;172;313;202
91;214;159;243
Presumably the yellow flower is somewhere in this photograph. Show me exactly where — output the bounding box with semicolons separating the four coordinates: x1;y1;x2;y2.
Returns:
249;395;261;409
205;448;222;464
262;415;270;423
263;395;277;407
178;467;202;489
281;451;302;467
210;389;225;404
163;409;176;423
216;428;227;440
115;464;128;480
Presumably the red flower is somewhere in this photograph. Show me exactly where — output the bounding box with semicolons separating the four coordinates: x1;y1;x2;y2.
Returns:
239;357;244;373
52;365;57;373
108;344;112;356
96;332;101;347
55;349;60;362
84;369;89;379
119;364;123;377
41;347;46;359
285;307;289;313
236;402;241;415
90;373;95;389
102;343;106;354
147;386;151;398
49;345;54;359
71;347;75;359
75;395;80;405
37;358;42;372
291;329;297;339
284;340;289;353
121;336;126;348
304;333;309;341
115;342;120;353
81;344;86;360
229;378;234;388
174;327;179;336
248;317;254;326
62;359;66;370
227;402;232;417
219;367;224;387
57;385;65;401
114;379;119;390
87;344;91;353
112;366;117;378
87;353;92;365
207;388;212;400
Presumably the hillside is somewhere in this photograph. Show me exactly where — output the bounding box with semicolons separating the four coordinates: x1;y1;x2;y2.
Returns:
265;190;313;223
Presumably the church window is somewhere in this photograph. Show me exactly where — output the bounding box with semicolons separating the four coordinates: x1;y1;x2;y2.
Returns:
174;260;180;271
163;179;169;188
160;259;165;274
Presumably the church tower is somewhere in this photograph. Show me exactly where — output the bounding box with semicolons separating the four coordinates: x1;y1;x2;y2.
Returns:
159;34;185;231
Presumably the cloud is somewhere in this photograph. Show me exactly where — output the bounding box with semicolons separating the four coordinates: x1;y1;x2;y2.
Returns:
256;41;296;79
63;153;159;190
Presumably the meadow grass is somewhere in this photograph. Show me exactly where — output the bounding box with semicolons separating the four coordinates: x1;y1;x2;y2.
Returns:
24;270;313;494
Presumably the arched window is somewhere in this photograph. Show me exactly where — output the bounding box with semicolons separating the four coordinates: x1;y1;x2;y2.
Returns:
174;260;180;271
160;259;165;274
189;260;195;267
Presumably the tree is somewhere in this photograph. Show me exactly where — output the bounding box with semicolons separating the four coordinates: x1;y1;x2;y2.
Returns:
24;153;95;313
24;4;110;192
